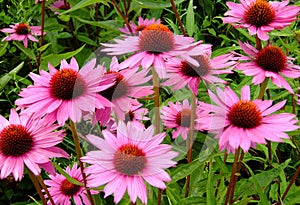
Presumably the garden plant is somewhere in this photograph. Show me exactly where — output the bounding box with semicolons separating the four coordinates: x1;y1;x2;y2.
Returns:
0;0;300;204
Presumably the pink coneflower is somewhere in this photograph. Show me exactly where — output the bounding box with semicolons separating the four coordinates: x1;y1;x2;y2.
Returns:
15;57;111;125
50;0;71;15
236;41;300;93
223;0;300;40
44;163;98;205
96;57;153;121
162;50;235;95
102;23;211;78
161;99;211;140
81;121;178;204
119;17;161;35
0;109;68;181
124;99;149;129
0;23;42;47
208;85;299;153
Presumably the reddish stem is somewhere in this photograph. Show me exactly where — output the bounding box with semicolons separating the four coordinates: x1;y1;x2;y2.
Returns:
170;0;186;36
282;165;300;201
111;0;133;34
224;148;240;205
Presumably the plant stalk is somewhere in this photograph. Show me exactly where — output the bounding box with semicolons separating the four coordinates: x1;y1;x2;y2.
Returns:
281;165;300;201
27;169;47;205
224;148;240;205
36;0;46;72
37;174;55;205
152;68;163;205
185;93;196;197
170;0;186;36
70;120;95;205
111;0;133;34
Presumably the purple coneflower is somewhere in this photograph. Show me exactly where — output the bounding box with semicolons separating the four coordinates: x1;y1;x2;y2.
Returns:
15;57;111;125
0;109;68;181
236;41;300;93
223;0;300;40
44;163;98;205
208;85;299;153
1;23;42;47
161;99;212;140
81;121;178;204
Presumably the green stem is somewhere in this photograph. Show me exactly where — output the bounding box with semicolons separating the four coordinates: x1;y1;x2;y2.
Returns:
37;174;55;205
36;0;46;72
185;93;196;197
224;148;240;205
258;78;269;100
27;169;47;205
70;120;95;205
152;68;163;205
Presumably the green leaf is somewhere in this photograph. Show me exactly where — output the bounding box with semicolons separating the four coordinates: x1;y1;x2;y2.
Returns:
186;0;194;37
0;41;8;57
77;35;98;46
75;17;121;32
166;183;182;204
52;161;83;186
40;45;85;70
60;0;110;14
207;161;217;205
235;159;290;203
170;159;202;182
236;28;256;44
0;62;24;91
178;196;207;205
13;41;36;60
131;0;185;9
37;43;51;52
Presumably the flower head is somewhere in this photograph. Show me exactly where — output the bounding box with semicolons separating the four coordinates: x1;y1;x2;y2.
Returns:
102;22;211;78
81;121;178;204
50;0;71;15
44;163;98;205
162;50;235;95
161;99;212;140
15;57;111;125
0;109;68;181
208;85;299;153
223;0;300;40
236;41;300;93
96;57;153;121
119;17;161;35
1;23;42;47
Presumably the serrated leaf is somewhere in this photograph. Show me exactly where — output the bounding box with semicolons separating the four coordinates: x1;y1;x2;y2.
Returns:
186;0;194;36
40;44;85;70
13;41;36;60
